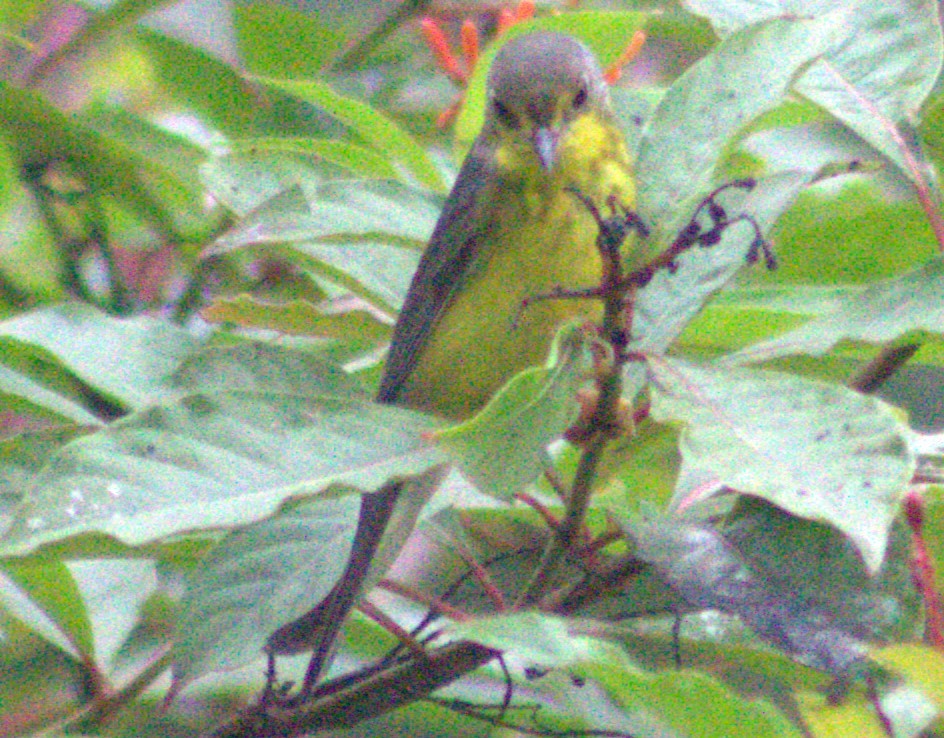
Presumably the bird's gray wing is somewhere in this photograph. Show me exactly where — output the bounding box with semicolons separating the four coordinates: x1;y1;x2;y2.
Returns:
377;137;498;405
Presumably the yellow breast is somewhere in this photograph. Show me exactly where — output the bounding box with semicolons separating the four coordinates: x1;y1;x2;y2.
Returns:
399;111;635;419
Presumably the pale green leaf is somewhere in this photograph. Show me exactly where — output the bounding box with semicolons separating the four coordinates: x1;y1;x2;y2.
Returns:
172;494;358;684
648;357;913;571
727;255;944;364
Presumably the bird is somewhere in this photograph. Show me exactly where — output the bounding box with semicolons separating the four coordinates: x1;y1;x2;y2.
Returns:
266;29;637;693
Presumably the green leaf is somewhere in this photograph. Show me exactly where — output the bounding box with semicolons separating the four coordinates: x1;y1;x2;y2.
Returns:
688;0;944;182
728;255;944;364
200;169;429;310
138;29;262;137
0;362;99;426
233;137;398;179
0;391;444;556
636;16;834;230
206;178;437;252
0;80;198;236
792;0;942;183
448;612;621;667
172;494;359;686
254;77;445;192
234;2;346;77
450;612;801;738
0;555;91;658
626;503;915;677
200;294;391;344
433;324;592;500
68;558;156;666
0;303;202;412
648;357;914;572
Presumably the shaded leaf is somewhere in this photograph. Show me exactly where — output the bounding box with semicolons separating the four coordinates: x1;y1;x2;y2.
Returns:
233;136;398;179
171;340;365;398
0;80;196;234
626;512;872;677
172;494;359;686
204;175;434;271
0;555;90;658
235;3;346;77
451;612;802;738
794;0;943;183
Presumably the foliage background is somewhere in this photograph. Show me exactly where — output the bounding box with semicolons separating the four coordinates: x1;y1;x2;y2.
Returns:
0;0;943;737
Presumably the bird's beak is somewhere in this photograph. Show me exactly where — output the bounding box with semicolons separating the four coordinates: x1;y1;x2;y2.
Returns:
532;126;560;171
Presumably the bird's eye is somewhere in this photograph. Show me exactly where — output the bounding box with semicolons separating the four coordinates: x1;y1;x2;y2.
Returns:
493;99;519;129
573;87;588;109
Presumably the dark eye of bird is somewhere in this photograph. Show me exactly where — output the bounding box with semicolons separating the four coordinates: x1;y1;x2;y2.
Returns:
493;99;519;129
573;87;588;109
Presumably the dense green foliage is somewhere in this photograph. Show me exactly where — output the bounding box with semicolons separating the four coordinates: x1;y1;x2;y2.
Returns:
1;1;943;736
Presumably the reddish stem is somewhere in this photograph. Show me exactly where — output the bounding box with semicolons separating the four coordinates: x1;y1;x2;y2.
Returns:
905;489;944;650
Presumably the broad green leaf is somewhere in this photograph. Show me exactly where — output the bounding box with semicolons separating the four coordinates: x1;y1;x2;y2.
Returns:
0;392;444;556
200;294;391;344
433;324;592;500
636;16;834;230
448;612;621;667
0;362;99;426
625;503;915;678
727;255;944;365
264;468;445;657
688;0;944;182
68;558;156;666
648;357;913;571
623;667;802;738
255;77;444;192
200;166;428;309
0;555;91;659
0;303;201;412
172;494;359;686
0;429;86;509
451;612;801;738
287;239;420;314
138;30;262;137
793;0;942;183
763;180;936;286
675;285;853;360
